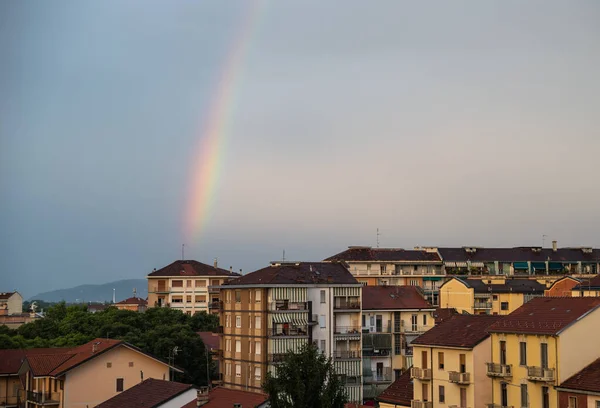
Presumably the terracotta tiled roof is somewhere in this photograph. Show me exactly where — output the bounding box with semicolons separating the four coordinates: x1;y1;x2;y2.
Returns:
433;307;459;324
0;349;26;374
148;260;241;277
573;274;600;290
487;297;600;335
412;314;503;348
196;387;267;408
325;247;441;262
225;262;358;286
376;369;412;406
437;247;600;262
455;278;546;294
558;357;600;394
95;378;193;408
362;286;433;310
116;297;148;306
0;292;18;300
197;331;219;350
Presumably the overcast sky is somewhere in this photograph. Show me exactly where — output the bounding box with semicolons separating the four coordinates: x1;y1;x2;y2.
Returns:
2;1;599;297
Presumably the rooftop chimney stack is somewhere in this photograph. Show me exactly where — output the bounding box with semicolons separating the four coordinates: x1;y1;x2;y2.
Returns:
214;258;218;268
552;240;558;252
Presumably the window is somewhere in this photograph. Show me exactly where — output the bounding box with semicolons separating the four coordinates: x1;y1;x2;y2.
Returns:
196;295;206;303
367;264;371;272
186;280;192;287
492;295;498;300
362;315;366;328
542;386;550;408
186;295;192;302
236;316;241;328
519;341;527;365
370;316;375;326
541;343;548;369
106;362;112;368
211;279;220;286
235;340;241;353
116;378;124;392
439;385;445;403
128;361;134;367
423;314;427;326
255;316;261;329
521;384;528;408
500;340;507;365
195;279;206;287
320;340;326;354
172;280;183;287
255;290;261;303
226;291;231;303
319;315;326;328
595;400;599;408
256;342;261;355
411;314;418;331
501;383;508;407
320;290;326;303
422;383;429;402
438;352;444;370
255;366;261;380
235;291;241;303
394;334;401;355
226;315;231;327
235;364;241;378
569;396;577;408
414;265;419;271
225;339;231;351
501;302;509;311
410;279;418;286
225;363;231;376
171;296;183;303
459;353;466;373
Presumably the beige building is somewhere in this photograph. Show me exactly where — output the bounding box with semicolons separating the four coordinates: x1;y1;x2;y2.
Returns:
376;370;412;408
114;289;148;312
147;260;240;315
17;338;179;408
571;275;600;297
361;286;435;400
486;297;600;408
0;292;22;315
218;262;363;403
410;314;502;408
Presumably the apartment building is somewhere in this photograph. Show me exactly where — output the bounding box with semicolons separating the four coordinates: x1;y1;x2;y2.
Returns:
361;286;435;400
410;314;503;408
217;262;363;403
0;349;24;407
95;378;198;408
0;292;22;315
324;247;444;305
486;297;600;408
376;370;412;408
114;289;147;312
572;275;600;297
439;277;545;315
556;358;600;408
147;260;240;315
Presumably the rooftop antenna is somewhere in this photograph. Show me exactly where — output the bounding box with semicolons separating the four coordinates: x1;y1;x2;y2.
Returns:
542;235;547;248
181;244;185;260
112;288;116;304
282;249;286;262
377;228;381;248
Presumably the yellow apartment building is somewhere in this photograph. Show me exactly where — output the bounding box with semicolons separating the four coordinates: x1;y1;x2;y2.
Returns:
324;247;445;305
486;297;600;408
556;357;600;408
14;338;179;408
377;369;412;408
439;277;545;316
218;262;363;403
147;259;240;315
571;275;600;297
361;286;435;400
410;314;502;408
0;349;25;407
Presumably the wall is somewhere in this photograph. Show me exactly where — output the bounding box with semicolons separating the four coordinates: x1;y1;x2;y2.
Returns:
558;391;588;408
439;279;473;314
0;375;22;406
559;307;600;382
64;345;170;408
159;388;198;408
148;276;230;315
490;292;524;315
473;338;493;408
545;278;579;297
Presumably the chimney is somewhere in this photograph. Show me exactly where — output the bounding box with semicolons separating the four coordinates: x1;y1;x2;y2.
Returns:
196;387;210;407
229;266;232;273
214;258;218;268
552;240;557;252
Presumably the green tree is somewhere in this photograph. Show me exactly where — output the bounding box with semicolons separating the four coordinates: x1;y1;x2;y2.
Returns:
189;311;219;332
262;344;348;408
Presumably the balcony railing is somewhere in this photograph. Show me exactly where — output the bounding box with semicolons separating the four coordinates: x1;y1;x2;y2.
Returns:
269;327;309;337
401;324;429;334
152;286;171;293
448;371;471;384
410;367;432;380
333;301;361;311
208;301;223;310
269;353;287;363
334;326;362;335
486;362;512;377
474;301;493;309
268;301;308;311
411;401;433;408
333;350;361;360
362;325;392;333
449;405;471;408
526;366;555;382
26;391;60;405
363;367;393;383
207;286;220;294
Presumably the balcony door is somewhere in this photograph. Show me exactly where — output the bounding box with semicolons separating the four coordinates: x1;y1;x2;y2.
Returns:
460;388;467;407
422;383;429;402
500;341;507;365
421;350;428;369
411;314;418;331
376;362;383;380
541;343;548;369
376;315;383;332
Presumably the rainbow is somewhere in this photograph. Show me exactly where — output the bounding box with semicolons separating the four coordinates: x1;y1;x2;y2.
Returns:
184;0;266;242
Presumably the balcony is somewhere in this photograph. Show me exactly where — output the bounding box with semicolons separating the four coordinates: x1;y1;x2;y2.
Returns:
333;299;361;312
401;323;428;334
449;406;471;408
474;301;493;309
152;286;171;293
486;362;512;377
410;367;432;381
208;301;223;310
334;326;362;336
342;375;362;386
207;285;220;294
211;349;222;360
268;301;308;312
411;401;433;408
363;367;393;383
526;366;555;382
26;391;60;405
269;327;309;338
211;373;223;386
269;353;287;363
448;371;471;384
333;350;361;360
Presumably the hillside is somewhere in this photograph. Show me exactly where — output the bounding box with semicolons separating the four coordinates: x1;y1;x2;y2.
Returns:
28;279;148;303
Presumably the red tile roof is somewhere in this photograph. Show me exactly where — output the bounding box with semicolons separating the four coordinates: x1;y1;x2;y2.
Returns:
148;260;241;277
95;378;193;408
0;292;18;300
558;357;600;394
412;314;503;348
197;331;219;351
437;247;600;263
0;349;25;374
362;286;433;310
225;262;358;286
196;387;267;408
325;247;441;262
573;274;600;290
487;297;600;335
116;297;148;306
433;307;459;324
450;277;546;294
376;369;412;406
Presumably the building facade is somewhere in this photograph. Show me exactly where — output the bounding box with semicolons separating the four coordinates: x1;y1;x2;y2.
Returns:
147;260;240;315
217;262;363;403
486;297;600;408
571;275;600;297
556;357;600;408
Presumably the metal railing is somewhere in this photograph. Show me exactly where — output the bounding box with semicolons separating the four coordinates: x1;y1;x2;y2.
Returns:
207;285;220;293
269;327;309;337
448;371;471;384
362;325;392;333
401;324;429;334
268;301;308;311
333;350;361;360
410;367;432;380
474;301;493;309
208;301;223;310
26;391;60;405
363;367;393;383
152;286;171;293
526;366;555;382
269;353;287;363
333;300;361;310
411;401;433;408
334;326;362;335
486;362;512;377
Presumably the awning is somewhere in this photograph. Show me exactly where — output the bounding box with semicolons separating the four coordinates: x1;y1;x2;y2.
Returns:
333;287;360;297
270;338;307;354
531;262;546;270
270;287;307;302
271;312;307;326
548;262;563;271
444;262;456;268
469;262;485;267
455;262;468;268
514;262;529;270
334;360;361;376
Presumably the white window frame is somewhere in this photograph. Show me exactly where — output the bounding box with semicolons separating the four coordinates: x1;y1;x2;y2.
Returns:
255;316;261;329
256;342;261;355
254;366;261;380
235;340;241;353
236;315;241;328
319;315;326;328
320;290;326;303
235;364;241;377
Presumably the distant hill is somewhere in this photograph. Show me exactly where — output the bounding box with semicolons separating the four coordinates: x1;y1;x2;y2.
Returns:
28;279;147;303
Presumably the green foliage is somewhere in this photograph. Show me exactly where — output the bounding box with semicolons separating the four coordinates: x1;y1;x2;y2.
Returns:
0;303;218;386
262;344;348;408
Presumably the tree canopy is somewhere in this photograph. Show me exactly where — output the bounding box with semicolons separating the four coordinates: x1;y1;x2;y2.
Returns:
0;302;219;386
262;343;348;408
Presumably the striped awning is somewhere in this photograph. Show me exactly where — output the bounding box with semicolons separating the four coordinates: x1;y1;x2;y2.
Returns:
333;287;360;297
271;312;308;325
455;262;468;268
271;287;307;302
469;262;484;267
334;360;361;376
270;338;307;354
444;262;456;267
